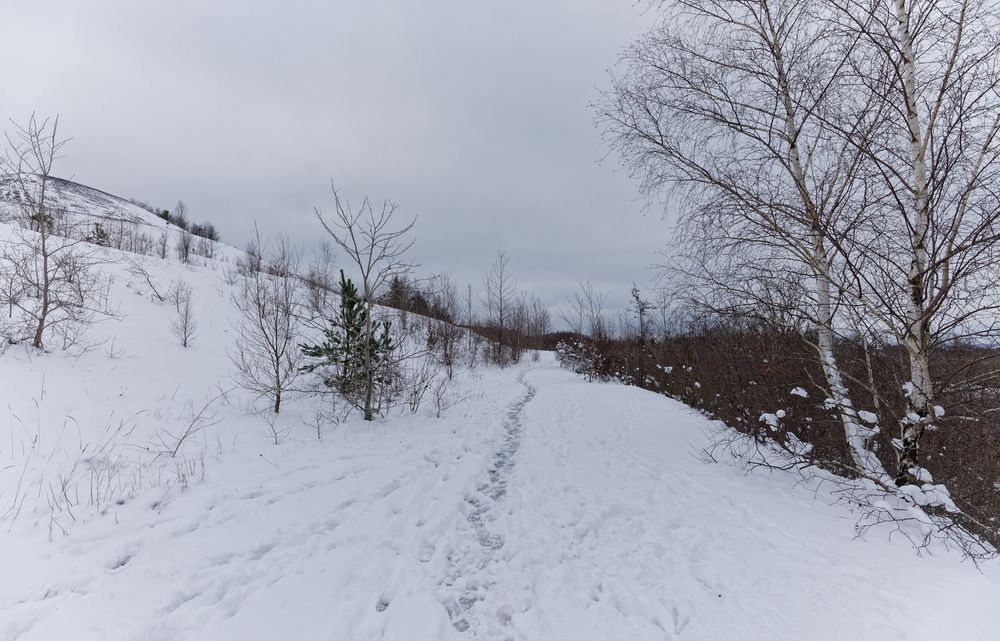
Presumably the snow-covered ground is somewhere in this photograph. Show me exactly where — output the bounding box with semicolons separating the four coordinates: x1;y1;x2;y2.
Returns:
1;216;1000;640
0;176;167;229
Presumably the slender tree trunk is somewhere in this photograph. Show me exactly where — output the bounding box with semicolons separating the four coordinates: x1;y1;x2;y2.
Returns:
814;250;882;473
33;207;50;349
860;330;880;411
466;284;473;359
273;310;282;414
767;8;887;477
274;353;282;414
894;0;935;486
363;287;374;421
497;303;504;366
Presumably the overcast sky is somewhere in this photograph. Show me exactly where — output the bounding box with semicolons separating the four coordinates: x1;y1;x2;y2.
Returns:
0;1;668;325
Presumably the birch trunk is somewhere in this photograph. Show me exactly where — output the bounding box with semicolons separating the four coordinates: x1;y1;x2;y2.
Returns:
894;0;935;486
767;8;887;477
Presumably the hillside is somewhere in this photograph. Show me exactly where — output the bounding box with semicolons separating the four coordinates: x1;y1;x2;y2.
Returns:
0;175;168;229
0;185;999;640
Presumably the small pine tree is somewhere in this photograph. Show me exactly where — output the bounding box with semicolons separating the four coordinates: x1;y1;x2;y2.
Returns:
86;222;109;247
301;270;394;412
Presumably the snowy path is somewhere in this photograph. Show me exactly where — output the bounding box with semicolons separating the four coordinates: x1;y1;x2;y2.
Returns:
442;370;536;637
3;358;1000;640
490;365;1000;640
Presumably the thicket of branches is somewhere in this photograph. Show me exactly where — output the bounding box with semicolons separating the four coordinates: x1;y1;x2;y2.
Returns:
473;251;551;366
592;0;1000;557
558;309;1000;556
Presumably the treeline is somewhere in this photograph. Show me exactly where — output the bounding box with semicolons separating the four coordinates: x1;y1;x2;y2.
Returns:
130;198;220;242
376;252;551;366
382;275;457;323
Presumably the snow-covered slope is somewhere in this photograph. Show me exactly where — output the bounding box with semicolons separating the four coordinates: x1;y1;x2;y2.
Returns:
0;176;247;273
0;175;168;229
1;220;999;640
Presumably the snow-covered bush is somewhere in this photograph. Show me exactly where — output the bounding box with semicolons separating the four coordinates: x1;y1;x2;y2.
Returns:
555;339;604;382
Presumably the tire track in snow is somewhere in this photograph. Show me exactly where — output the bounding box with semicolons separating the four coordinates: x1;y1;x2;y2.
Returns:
442;369;536;637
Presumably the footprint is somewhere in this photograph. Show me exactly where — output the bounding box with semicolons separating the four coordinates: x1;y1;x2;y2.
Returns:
107;552;134;570
671;606;690;634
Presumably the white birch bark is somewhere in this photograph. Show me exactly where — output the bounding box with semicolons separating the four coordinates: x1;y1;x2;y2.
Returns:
766;5;888;478
893;0;936;486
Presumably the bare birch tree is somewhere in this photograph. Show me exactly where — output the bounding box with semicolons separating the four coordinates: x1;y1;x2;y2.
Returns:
599;0;1000;554
823;0;1000;488
599;0;890;479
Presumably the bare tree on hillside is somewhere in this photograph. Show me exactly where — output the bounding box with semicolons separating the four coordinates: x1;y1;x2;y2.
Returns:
176;230;193;263
156;229;169;259
172;200;189;230
304;240;338;316
0;114;111;349
239;225;265;275
169;280;197;348
313;184;415;421
231;231;303;414
194;235;215;259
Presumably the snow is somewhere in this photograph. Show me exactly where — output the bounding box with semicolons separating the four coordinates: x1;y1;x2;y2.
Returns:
1;221;1000;640
790;386;808;398
899;483;957;511
0;175;168;229
858;410;879;424
759;412;781;431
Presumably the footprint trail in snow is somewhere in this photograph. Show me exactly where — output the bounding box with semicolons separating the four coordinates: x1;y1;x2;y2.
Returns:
442;370;536;637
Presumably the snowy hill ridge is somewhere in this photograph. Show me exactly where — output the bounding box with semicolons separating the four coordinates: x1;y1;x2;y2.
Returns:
0;175;168;229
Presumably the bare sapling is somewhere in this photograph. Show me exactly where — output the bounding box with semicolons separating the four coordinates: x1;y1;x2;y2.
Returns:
169;279;197;348
312;183;415;421
231;229;303;414
0;114;113;350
